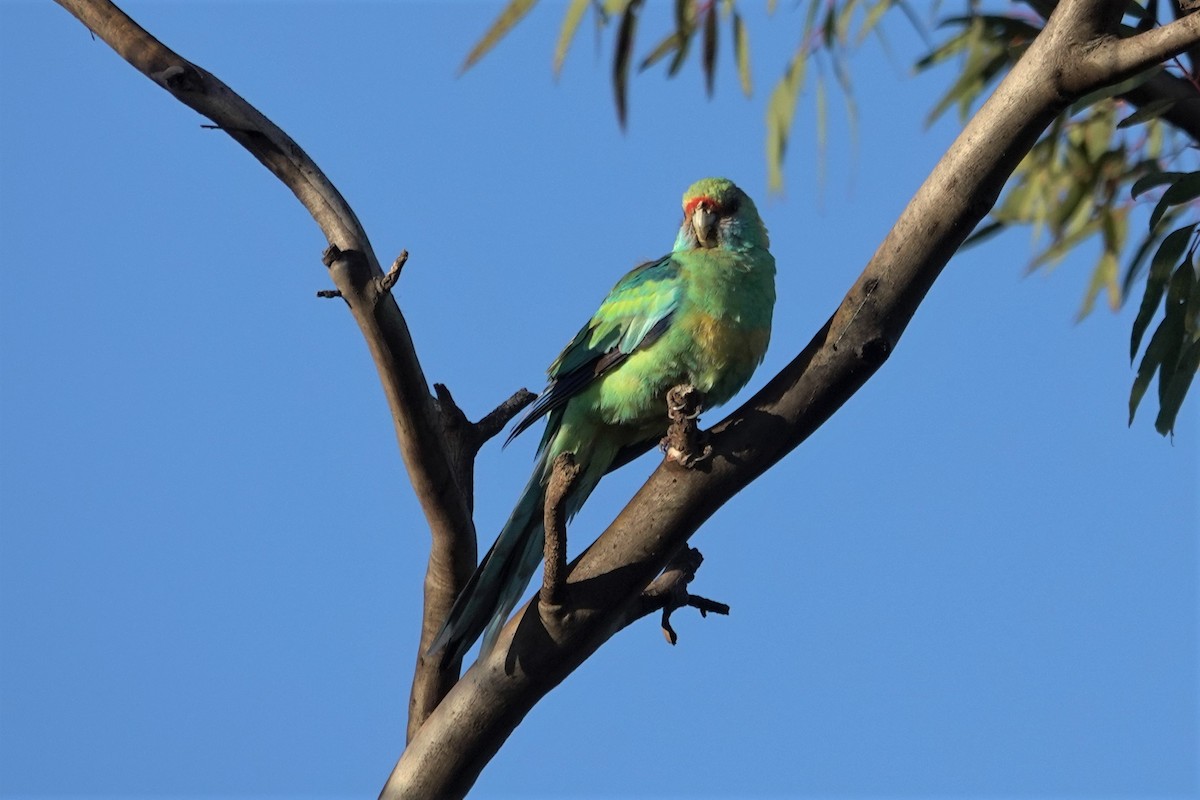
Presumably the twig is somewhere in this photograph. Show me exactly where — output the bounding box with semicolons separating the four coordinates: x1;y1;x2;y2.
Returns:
316;289;342;299
541;453;581;606
473;388;539;444
434;384;536;451
639;546;730;645
433;384;537;510
379;250;409;295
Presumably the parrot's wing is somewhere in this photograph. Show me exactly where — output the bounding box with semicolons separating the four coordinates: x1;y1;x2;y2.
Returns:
506;255;681;445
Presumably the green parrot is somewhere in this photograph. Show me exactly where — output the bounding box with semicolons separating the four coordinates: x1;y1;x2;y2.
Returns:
430;177;776;666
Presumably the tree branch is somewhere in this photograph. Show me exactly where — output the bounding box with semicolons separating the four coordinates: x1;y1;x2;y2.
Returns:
1024;0;1200;140
409;384;536;740
52;0;484;747
382;0;1200;796
1074;10;1200;92
541;454;581;607
633;546;730;645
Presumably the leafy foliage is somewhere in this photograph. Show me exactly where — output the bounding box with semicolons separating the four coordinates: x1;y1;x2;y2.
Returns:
461;0;1200;434
1128;178;1200;434
918;7;1200;435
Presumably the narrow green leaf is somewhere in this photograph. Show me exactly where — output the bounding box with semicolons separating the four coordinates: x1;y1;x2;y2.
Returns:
733;10;752;96
1131;223;1195;360
1104;200;1128;239
1155;338;1200;435
1131;170;1184;200
1150;174;1200;232
1187;254;1200;338
462;0;540;73
1146;113;1166;158
666;0;694;76
858;0;892;45
962;220;1007;248
802;0;823;46
1122;229;1161;297
640;31;682;72
553;0;590;76
1077;251;1120;321
1068;67;1161;115
815;73;828;156
702;3;718;97
1081;109;1116;162
612;0;641;128
836;0;860;44
1117;98;1177;129
914;29;968;72
1130;315;1173;425
1075;207;1127;319
1028;218;1101;272
822;2;837;48
994;178;1036;224
1050;174;1090;233
1163;171;1200;203
1156;262;1196;405
925;49;1009;126
938;14;1041;39
765;47;808;192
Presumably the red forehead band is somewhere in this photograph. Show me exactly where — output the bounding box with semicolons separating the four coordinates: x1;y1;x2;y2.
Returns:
684;196;717;216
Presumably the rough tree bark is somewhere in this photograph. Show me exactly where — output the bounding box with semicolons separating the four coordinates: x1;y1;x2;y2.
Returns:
50;0;1199;798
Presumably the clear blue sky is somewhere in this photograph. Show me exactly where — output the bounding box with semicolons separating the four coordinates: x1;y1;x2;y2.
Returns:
1;2;1196;798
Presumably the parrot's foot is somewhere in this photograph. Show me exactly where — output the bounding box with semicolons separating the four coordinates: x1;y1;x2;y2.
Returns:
641;546;730;645
662;384;711;468
541;452;582;606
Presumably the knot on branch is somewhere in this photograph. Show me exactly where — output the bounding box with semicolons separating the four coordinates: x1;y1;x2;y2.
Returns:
661;384;711;468
857;336;893;366
318;246;407;305
641;546;730;645
541;452;582;607
152;63;203;93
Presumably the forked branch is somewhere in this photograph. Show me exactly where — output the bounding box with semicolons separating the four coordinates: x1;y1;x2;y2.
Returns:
51;0;493;747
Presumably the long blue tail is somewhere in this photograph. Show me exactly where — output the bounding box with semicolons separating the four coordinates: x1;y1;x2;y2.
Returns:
428;467;548;668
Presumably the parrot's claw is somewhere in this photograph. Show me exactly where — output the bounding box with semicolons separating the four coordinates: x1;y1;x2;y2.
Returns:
663;440;713;468
662;384;711;467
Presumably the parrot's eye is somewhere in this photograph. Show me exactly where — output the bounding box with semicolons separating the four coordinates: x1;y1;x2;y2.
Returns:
726;196;741;215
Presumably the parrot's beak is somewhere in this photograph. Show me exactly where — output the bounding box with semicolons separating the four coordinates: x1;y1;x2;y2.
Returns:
692;204;718;248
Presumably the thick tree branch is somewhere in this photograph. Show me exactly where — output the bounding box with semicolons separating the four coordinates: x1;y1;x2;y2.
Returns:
1171;0;1200;80
409;385;535;741
382;0;1200;796
52;0;483;745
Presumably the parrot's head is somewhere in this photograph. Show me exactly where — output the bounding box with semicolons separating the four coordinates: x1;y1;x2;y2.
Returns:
674;177;769;253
